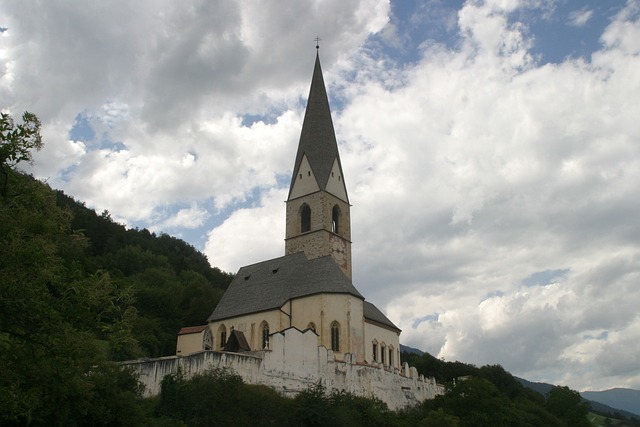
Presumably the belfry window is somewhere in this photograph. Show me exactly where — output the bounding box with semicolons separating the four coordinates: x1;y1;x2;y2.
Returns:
332;205;340;233
261;322;270;349
301;204;311;233
330;321;340;352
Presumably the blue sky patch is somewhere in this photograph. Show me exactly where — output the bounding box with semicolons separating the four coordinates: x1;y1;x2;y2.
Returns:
412;313;440;329
69;112;96;142
522;268;570;287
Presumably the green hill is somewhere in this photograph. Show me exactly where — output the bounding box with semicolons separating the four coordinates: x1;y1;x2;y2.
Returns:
54;190;234;357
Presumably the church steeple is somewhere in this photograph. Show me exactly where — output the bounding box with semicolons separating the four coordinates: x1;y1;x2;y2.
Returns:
288;52;349;203
285;50;352;278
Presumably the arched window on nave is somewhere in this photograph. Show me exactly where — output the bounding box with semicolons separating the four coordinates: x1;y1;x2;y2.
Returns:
330;321;340;352
260;321;270;349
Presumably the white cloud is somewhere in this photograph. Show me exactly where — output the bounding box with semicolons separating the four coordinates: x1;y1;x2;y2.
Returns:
204;187;286;272
568;7;594;27
155;204;209;230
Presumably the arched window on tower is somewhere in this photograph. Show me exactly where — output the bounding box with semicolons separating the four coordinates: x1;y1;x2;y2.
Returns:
300;204;311;233
332;205;340;234
330;321;340;352
260;321;270;349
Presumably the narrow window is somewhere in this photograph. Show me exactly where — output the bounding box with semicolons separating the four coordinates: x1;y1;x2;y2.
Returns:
332;205;340;234
301;204;311;233
389;346;394;367
330;321;340;352
203;328;213;351
218;324;227;350
372;342;378;362
261;322;270;349
381;344;386;365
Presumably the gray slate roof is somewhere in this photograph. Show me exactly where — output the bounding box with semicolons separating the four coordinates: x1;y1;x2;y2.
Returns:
363;301;401;333
208;252;364;322
288;52;348;201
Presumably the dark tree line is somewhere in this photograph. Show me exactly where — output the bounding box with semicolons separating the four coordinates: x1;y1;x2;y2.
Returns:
54;191;234;357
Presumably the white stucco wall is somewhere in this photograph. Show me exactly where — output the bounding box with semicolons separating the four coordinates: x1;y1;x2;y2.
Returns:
122;327;443;410
176;331;205;355
209;309;282;351
206;293;366;361
364;321;401;369
288;293;365;362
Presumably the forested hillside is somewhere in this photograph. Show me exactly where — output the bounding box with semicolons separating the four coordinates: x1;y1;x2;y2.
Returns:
55;191;233;357
402;351;640;427
1;111;233;424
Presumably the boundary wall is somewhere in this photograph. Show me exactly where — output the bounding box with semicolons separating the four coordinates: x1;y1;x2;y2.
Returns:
122;327;444;410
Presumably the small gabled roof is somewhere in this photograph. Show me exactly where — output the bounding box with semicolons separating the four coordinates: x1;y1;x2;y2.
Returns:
288;52;347;201
223;330;251;352
178;325;209;335
208;252;363;322
364;301;401;333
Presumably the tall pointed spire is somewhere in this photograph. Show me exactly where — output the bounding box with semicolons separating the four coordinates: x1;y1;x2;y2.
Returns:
285;49;352;278
288;51;347;202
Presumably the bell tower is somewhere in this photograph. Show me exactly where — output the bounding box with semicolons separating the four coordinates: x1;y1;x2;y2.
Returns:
285;50;352;279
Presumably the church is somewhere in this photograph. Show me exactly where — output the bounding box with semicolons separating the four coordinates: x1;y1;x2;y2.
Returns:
176;49;402;370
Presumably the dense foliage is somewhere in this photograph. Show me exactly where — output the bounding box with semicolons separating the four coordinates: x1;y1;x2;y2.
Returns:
401;351;640;427
55;191;233;357
153;368;399;427
1;112;230;424
1;156;145;423
146;365;602;427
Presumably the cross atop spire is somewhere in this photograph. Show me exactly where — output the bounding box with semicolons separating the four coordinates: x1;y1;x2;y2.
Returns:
315;36;321;50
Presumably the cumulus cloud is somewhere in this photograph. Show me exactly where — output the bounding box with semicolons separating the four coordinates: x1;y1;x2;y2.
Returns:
204;187;286;271
2;0;389;218
155;204;210;230
568;7;594;27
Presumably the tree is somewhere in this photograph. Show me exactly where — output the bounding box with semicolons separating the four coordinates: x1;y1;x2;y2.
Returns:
545;385;591;427
0;139;144;424
0;111;42;197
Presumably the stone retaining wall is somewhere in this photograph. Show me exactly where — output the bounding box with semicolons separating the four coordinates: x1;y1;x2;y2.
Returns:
122;327;444;410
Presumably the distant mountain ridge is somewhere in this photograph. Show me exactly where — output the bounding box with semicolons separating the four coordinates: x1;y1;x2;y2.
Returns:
400;344;424;355
516;377;640;420
581;388;640;418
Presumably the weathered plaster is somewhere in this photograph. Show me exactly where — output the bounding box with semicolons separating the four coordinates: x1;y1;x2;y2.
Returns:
123;327;443;410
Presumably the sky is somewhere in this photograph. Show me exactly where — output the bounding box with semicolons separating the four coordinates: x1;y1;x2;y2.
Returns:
2;0;639;393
